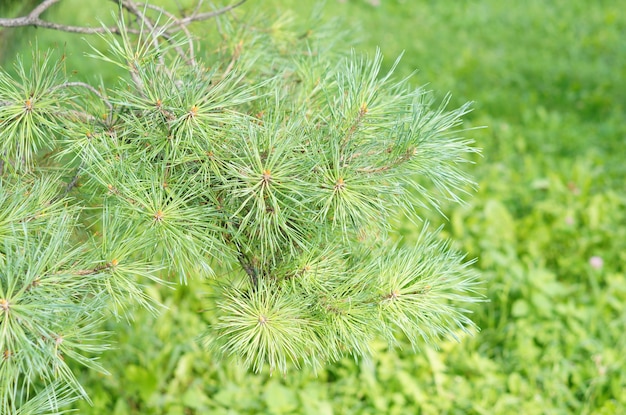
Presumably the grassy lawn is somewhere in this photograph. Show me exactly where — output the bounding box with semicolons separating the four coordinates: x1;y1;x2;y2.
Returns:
2;0;625;413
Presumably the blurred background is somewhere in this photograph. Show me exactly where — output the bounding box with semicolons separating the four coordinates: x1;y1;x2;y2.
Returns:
1;0;625;413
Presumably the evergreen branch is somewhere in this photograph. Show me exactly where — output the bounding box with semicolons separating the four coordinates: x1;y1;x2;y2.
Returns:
0;1;480;401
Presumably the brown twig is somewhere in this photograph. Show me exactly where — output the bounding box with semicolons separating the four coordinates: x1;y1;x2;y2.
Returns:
237;251;258;289
74;260;117;276
0;0;249;86
355;148;416;174
340;103;368;154
179;0;247;25
50;160;85;203
0;0;133;34
0;0;247;36
222;216;259;289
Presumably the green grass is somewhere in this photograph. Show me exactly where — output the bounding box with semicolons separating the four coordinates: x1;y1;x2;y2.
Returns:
2;0;625;413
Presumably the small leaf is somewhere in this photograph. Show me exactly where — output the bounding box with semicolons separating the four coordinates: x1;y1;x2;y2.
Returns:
511;299;529;317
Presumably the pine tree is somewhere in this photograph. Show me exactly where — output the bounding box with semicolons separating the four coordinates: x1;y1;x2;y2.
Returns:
0;1;481;412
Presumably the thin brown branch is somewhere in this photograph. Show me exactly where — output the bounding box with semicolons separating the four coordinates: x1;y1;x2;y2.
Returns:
355;164;392;174
63;167;82;194
0;0;132;35
342;149;380;166
238;251;258;289
191;0;205;19
52;161;84;202
223;216;259;289
0;0;247;37
355;148;416;174
0;17;129;34
340;103;369;154
28;0;60;19
74;261;116;276
179;0;247;25
106;184;139;207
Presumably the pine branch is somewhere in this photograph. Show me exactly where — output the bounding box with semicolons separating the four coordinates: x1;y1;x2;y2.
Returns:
0;0;480;401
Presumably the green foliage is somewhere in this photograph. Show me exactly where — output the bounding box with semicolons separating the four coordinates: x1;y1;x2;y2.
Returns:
0;1;480;412
3;0;623;413
0;178;109;413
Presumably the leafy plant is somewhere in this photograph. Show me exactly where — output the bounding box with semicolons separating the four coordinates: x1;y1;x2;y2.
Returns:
0;0;480;411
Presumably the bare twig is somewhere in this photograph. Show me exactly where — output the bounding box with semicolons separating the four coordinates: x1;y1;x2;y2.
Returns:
28;0;61;19
0;0;247;37
0;18;130;34
0;0;133;34
179;0;247;25
0;0;247;84
74;260;117;276
191;0;205;19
